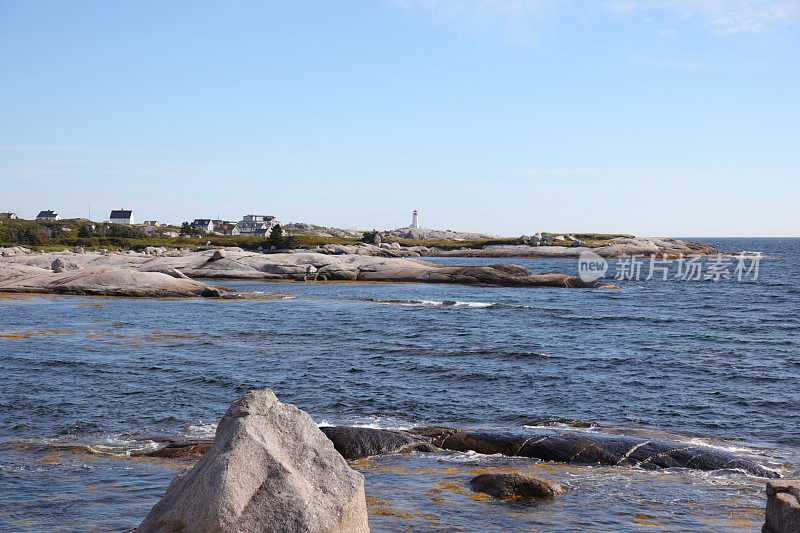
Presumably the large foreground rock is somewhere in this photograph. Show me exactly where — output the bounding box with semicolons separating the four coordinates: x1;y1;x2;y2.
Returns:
763;480;800;533
136;390;369;533
469;473;568;500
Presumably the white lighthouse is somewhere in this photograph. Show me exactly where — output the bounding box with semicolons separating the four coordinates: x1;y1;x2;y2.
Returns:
410;209;419;229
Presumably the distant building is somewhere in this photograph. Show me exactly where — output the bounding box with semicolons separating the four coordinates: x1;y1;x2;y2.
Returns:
109;209;134;224
143;220;160;227
192;219;215;233
240;214;278;234
36;210;61;221
216;222;241;236
0;212;18;219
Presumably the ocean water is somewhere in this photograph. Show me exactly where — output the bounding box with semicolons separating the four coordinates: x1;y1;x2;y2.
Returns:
0;237;797;532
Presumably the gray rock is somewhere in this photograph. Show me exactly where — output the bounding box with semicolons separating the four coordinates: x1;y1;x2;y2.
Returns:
411;427;777;477
320;426;418;459
210;249;226;261
542;234;554;244
469;473;569;500
135;389;369;533
73;246;85;254
1;265;223;298
50;258;78;273
143;246;168;256
764;480;800;533
373;233;381;245
554;235;566;242
570;240;585;247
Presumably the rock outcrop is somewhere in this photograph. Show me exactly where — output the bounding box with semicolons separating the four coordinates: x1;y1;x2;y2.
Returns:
136;389;369;533
320;426;434;459
51;257;79;273
0;265;224;298
425;237;718;258
763;480;800;533
408;427;777;477
0;250;615;291
469;473;568;500
138;424;776;479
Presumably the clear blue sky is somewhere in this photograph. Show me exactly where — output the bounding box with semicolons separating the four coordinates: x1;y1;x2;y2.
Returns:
1;1;798;236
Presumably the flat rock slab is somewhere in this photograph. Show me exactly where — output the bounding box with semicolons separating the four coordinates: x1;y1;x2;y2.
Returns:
0;250;615;290
0;265;225;297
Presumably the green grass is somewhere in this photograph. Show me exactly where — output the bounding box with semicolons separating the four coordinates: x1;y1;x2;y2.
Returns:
0;219;634;251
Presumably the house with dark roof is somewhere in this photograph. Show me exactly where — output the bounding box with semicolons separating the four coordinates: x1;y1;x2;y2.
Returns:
0;212;18;219
36;210;61;220
192;219;215;233
109;209;134;224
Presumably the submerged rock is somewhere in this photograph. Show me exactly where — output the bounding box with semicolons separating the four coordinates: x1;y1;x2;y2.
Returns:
135;389;369;533
763;479;800;533
136;441;212;458
469;473;568;500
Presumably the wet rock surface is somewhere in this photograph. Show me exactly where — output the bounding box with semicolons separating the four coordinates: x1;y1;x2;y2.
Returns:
134;441;212;458
320;426;420;459
469;473;569;500
408;427;778;477
141;425;776;478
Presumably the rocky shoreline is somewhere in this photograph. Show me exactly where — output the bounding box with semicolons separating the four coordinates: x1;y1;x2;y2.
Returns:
0;247;616;298
139;424;778;478
131;390;788;532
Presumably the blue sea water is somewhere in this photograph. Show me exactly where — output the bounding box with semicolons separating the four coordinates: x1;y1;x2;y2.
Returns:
0;238;797;531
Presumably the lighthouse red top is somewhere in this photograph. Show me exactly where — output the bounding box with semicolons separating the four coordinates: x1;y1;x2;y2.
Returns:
413;210;418;215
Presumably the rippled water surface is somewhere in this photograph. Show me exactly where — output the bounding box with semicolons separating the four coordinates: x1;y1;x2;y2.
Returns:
0;238;798;531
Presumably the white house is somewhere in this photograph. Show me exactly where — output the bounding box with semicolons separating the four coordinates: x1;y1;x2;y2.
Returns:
0;212;18;219
36;210;61;220
109;209;134;224
192;219;215;232
240;214;278;234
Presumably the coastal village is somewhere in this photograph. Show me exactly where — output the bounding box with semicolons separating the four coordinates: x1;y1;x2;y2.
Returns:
0;209;281;237
0;207;597;247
